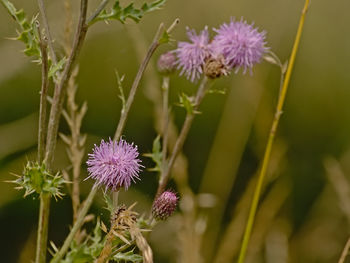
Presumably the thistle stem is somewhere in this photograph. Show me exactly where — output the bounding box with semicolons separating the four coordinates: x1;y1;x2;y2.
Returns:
113;23;164;141
339;237;350;263
113;19;179;141
44;0;88;168
113;190;119;211
161;76;170;167
38;33;49;164
35;19;50;263
87;0;110;25
237;1;310;262
37;0;57;64
35;193;51;263
156;77;208;196
50;185;98;263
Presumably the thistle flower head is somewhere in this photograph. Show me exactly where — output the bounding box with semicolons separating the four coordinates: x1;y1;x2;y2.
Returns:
152;190;178;221
157;51;176;75
86;139;143;191
211;18;267;73
175;26;210;82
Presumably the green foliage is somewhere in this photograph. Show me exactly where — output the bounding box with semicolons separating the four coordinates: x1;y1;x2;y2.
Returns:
113;251;143;262
1;0;41;58
115;70;126;111
144;135;163;172
158;31;170;44
177;92;198;115
208;86;226;95
95;0;166;24
9;162;65;198
49;57;67;81
59;219;105;263
103;190;114;214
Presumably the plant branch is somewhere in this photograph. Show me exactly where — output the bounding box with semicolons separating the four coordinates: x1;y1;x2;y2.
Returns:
35;193;51;263
156;77;209;196
161;76;170;166
237;1;310;262
44;0;88;169
37;0;57;64
38;34;49;164
113;18;179;141
86;0;110;25
339;237;350;263
50;185;98;263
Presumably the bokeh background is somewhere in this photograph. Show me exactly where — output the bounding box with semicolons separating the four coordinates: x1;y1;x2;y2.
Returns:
1;0;350;262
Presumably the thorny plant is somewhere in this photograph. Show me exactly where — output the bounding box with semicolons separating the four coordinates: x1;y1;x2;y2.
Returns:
1;0;313;262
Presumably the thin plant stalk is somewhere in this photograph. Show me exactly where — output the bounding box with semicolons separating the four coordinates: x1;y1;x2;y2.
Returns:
156;77;209;196
38;34;49;164
50;185;98;263
63;0;73;55
87;0;110;25
338;237;350;263
113;18;179;141
35;25;50;263
161;76;170;166
113;190;119;210
237;1;310;262
37;0;57;64
44;0;88;168
51;21;179;262
35;192;51;263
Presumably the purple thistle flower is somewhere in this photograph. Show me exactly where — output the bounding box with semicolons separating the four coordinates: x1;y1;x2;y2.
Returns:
157;51;176;75
86;138;143;191
211;18;267;73
175;26;210;82
152;190;178;221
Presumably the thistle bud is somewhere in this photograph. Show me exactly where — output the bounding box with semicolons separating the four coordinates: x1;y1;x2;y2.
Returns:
152;190;178;220
203;55;228;79
157;52;176;75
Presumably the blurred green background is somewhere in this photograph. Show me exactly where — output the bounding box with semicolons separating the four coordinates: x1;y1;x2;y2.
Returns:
1;0;350;262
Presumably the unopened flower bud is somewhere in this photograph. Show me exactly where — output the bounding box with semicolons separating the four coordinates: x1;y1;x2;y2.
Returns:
204;55;228;79
157;52;176;75
152;190;178;220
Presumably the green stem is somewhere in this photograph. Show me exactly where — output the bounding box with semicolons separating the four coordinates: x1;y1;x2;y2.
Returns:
113;190;119;211
86;0;110;25
37;0;57;64
156;77;208;197
44;0;88;168
237;1;310;263
38;31;49;164
161;76;170;169
113;19;179;141
339;237;350;263
50;185;98;263
35;193;51;263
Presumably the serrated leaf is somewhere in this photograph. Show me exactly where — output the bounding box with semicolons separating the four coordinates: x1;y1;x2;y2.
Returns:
143;135;162;173
49;57;67;80
178;92;195;114
95;0;166;24
2;0;41;60
115;70;126;110
158;30;170;44
103;191;114;214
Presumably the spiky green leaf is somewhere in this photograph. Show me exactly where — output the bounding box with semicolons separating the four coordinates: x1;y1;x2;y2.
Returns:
2;0;41;59
144;135;163;172
95;0;166;24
